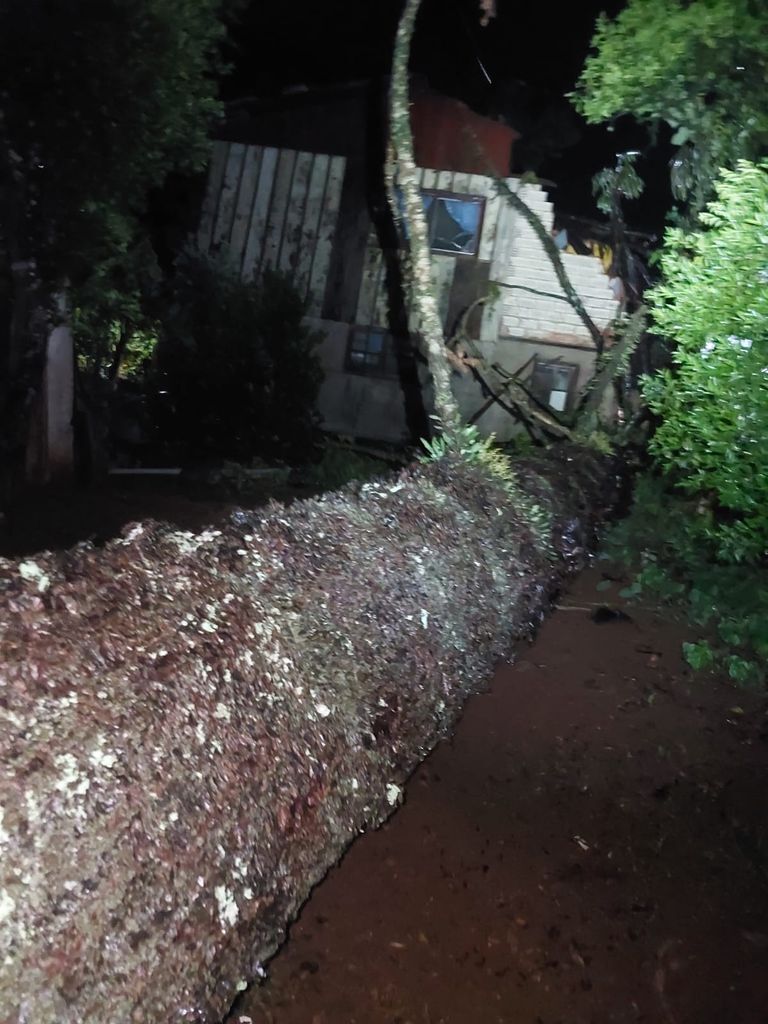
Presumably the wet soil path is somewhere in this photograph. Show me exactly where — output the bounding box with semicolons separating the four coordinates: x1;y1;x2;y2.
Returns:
229;569;768;1024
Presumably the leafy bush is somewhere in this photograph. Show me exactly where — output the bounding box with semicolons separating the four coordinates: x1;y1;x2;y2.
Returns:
603;475;768;688
642;161;768;563
72;232;162;383
156;255;324;461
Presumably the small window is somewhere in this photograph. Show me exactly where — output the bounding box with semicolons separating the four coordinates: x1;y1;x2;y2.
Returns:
346;328;398;377
395;188;484;257
422;191;484;256
528;359;578;413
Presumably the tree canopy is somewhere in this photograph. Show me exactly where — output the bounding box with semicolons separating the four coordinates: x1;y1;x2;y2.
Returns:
572;0;768;213
0;0;227;283
0;0;232;490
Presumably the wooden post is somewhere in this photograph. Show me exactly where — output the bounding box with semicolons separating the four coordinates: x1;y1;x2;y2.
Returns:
25;295;74;485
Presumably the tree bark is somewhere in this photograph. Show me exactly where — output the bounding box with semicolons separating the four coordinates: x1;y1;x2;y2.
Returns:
0;450;618;1023
387;0;461;438
0;120;53;512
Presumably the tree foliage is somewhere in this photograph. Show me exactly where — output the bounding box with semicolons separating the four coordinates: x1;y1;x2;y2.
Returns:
0;0;227;281
642;160;768;562
572;0;768;213
591;152;644;217
71;232;162;382
156;256;324;461
602;475;768;686
0;0;231;477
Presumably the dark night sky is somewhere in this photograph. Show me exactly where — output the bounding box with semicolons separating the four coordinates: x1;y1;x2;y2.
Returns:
221;0;671;231
224;0;612;99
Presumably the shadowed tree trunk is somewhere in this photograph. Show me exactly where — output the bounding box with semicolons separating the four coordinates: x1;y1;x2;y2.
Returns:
0;159;51;519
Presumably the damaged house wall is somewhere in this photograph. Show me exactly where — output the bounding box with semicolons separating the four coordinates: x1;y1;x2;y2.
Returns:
198;84;620;444
0;450;615;1023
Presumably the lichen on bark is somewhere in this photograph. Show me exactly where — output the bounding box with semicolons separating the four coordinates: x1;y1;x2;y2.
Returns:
0;452;615;1023
387;0;462;439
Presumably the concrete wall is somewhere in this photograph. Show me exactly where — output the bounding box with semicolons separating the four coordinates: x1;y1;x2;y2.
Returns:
307;175;619;444
326;173;619;444
25;318;75;485
311;319;410;443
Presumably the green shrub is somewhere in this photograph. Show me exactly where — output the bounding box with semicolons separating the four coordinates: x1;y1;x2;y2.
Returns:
642;161;768;563
156;255;324;461
572;0;768;214
603;474;768;688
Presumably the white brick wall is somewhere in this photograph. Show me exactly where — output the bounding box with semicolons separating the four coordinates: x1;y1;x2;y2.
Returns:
495;182;619;348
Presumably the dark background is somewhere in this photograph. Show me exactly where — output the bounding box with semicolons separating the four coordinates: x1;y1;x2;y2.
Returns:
221;0;671;232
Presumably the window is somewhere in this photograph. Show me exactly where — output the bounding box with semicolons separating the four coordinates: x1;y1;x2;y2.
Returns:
396;188;485;257
422;191;484;256
346;328;399;377
528;359;578;413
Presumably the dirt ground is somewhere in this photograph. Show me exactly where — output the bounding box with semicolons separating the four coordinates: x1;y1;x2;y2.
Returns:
0;476;303;559
228;569;768;1024
3;484;767;1024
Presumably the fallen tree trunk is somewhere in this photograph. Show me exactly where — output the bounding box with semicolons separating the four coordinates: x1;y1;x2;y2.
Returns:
0;450;617;1023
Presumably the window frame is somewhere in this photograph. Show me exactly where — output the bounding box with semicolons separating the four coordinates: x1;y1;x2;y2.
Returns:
420;188;486;258
527;357;579;414
345;326;400;379
395;186;486;258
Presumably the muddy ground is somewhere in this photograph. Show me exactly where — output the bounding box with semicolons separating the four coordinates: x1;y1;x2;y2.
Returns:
3;482;767;1024
228;568;768;1024
0;476;305;559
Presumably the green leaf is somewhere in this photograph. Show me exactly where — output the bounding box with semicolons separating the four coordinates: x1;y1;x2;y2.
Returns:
726;656;762;689
683;640;715;671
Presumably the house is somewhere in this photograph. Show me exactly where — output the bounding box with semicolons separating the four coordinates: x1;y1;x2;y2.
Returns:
196;80;620;444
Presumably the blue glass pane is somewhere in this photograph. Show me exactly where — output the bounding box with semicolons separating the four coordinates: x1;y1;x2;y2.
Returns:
442;197;481;235
431;197;482;254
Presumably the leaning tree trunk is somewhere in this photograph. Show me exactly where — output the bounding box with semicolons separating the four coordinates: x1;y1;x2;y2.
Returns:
387;0;461;438
0;450;618;1023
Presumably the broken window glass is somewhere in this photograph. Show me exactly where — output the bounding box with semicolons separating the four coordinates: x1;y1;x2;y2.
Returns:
395;188;484;257
423;192;483;255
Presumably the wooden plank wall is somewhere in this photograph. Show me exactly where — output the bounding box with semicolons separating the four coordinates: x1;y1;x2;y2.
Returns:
197;141;346;317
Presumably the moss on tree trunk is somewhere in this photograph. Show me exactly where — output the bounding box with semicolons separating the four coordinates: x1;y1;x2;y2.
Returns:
387;0;461;438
